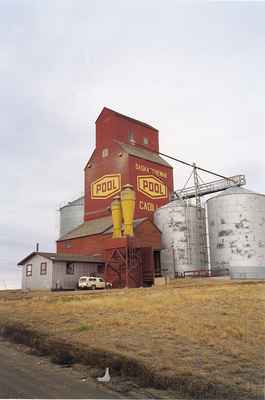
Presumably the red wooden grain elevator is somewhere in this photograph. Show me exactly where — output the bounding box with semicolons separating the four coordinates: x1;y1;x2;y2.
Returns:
57;107;174;287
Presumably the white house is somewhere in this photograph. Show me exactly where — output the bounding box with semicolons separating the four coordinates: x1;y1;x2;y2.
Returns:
18;252;104;291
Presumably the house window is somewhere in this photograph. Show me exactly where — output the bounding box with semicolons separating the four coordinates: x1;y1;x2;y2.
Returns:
65;241;72;249
66;263;75;275
102;148;109;158
40;262;47;275
26;264;32;277
143;137;149;145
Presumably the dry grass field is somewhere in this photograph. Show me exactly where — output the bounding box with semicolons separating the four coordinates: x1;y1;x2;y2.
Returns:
0;278;264;399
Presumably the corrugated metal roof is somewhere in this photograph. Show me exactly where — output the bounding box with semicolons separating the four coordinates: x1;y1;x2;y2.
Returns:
17;252;56;265
17;251;104;265
118;142;172;168
58;216;113;241
210;187;265;199
59;196;84;210
103;218;148;235
58;216;157;241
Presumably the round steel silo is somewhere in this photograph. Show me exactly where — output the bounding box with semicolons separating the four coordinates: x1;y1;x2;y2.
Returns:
207;187;265;279
154;200;208;277
59;196;84;237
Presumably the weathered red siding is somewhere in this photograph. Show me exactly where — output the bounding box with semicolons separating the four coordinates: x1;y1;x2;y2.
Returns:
133;221;161;249
57;234;108;256
57;220;161;255
96;107;159;152
84;108;173;221
129;155;173;220
84;143;130;221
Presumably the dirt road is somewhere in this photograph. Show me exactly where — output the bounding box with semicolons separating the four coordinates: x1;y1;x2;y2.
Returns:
0;338;120;399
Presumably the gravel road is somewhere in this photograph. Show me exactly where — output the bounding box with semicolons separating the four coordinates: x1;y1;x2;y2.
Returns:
0;338;120;399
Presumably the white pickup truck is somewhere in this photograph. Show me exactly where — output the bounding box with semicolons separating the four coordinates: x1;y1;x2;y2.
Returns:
78;276;112;290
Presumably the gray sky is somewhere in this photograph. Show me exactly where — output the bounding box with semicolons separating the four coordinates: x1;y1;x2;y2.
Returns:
1;1;264;288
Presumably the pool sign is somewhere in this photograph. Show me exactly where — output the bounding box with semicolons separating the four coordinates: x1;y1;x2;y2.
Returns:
91;174;121;199
137;175;167;199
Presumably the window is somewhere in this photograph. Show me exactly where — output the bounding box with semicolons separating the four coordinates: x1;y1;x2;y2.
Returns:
102;148;109;158
65;241;72;249
128;130;135;143
26;264;32;277
66;263;75;275
99;278;104;282
97;264;104;274
40;262;47;275
143;137;149;145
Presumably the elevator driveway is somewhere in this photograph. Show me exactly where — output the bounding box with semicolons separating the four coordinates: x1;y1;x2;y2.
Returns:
0;338;120;399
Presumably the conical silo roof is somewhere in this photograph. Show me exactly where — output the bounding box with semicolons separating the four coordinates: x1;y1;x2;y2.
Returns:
207;186;265;201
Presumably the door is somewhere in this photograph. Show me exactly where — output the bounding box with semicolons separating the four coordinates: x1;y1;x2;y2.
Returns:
153;251;162;277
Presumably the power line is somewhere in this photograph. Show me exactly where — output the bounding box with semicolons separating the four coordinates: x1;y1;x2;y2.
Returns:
157;151;235;181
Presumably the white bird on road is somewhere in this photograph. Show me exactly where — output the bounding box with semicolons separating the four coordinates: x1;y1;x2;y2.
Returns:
97;367;111;383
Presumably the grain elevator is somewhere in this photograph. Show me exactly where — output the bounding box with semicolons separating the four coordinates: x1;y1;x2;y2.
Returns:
19;107;264;290
56;107;174;287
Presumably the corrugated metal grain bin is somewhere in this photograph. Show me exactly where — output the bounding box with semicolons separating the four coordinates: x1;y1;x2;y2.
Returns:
207;187;265;279
59;196;84;237
154;200;208;277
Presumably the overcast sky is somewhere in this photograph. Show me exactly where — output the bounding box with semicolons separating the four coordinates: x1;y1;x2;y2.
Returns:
1;1;264;288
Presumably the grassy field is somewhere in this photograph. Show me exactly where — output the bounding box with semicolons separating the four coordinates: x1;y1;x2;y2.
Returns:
0;278;264;399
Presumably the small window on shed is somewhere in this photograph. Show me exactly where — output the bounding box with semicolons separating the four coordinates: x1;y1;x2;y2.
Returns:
143;137;149;145
26;264;32;277
66;263;75;275
102;148;109;158
40;262;47;275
